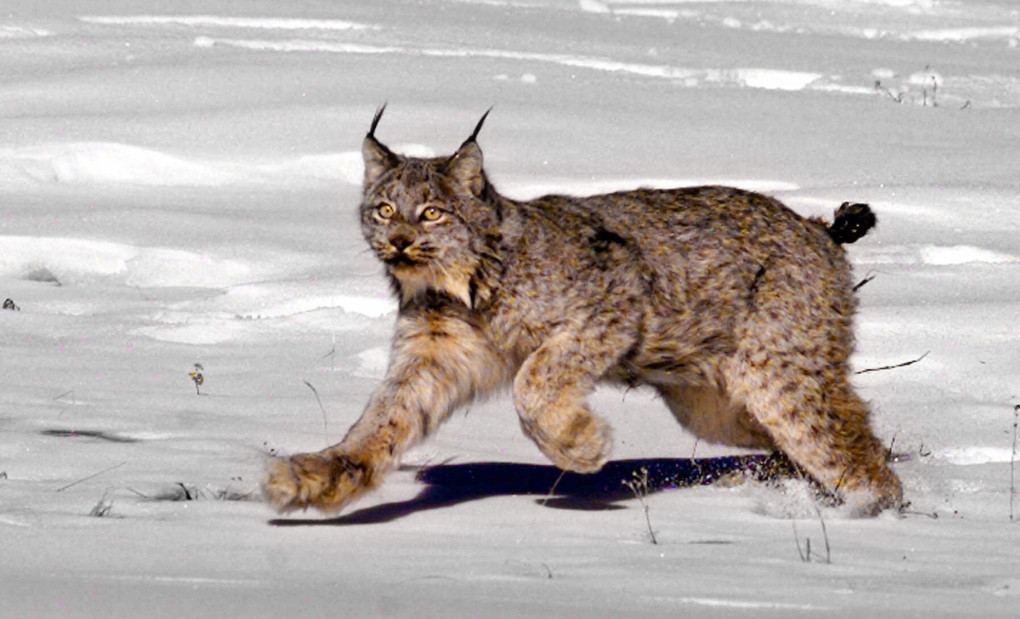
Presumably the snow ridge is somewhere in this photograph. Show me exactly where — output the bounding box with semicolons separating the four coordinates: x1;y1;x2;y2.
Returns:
194;36;824;92
80;15;377;31
0;143;437;187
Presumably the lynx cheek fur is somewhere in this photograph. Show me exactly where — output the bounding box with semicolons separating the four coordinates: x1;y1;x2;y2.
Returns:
262;107;903;517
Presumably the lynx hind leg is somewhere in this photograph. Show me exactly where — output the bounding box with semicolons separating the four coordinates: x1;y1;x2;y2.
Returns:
513;329;625;473
740;370;901;515
731;268;902;516
729;347;902;515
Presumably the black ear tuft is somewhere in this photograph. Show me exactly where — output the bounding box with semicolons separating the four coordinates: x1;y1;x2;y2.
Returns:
362;104;399;188
446;108;493;197
828;202;877;245
367;103;387;140
460;107;492;148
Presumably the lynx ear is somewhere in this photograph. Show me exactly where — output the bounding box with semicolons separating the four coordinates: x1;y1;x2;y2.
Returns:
446;108;491;196
362;104;398;188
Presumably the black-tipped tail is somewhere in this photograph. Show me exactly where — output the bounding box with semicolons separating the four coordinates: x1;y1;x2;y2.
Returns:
828;202;876;245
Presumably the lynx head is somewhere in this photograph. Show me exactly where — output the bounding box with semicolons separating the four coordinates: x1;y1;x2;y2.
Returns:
360;106;502;309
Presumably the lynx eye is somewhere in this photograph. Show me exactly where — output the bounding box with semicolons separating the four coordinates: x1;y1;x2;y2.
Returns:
420;206;443;222
375;204;395;220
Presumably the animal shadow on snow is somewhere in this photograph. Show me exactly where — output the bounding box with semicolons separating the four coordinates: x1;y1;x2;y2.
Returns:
268;454;792;526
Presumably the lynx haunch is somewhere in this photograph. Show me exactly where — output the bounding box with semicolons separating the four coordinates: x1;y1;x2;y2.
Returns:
262;107;902;517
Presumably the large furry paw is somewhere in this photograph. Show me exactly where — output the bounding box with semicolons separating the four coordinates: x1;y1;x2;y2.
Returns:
262;451;371;514
533;411;613;474
842;471;905;518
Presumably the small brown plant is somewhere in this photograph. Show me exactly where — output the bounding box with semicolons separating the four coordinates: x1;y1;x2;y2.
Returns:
623;467;658;544
189;363;204;395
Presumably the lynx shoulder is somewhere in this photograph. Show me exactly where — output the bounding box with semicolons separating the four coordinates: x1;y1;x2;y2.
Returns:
262;107;902;518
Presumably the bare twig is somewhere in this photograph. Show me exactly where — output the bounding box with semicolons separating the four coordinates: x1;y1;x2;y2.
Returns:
52;390;76;402
1011;404;1018;522
793;510;831;563
56;461;126;492
815;505;832;563
855;351;929;375
793;521;808;561
320;332;337;361
89;491;115;517
302;379;330;446
791;465;833;564
624;467;658;544
178;482;195;501
853;272;878;292
125;487;149;499
539;467;570;507
875;81;904;103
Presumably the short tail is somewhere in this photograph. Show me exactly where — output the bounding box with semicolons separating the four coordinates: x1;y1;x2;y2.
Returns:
827;202;876;245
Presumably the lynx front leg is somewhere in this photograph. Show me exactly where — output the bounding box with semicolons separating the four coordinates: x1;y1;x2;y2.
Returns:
263;307;506;514
513;321;635;473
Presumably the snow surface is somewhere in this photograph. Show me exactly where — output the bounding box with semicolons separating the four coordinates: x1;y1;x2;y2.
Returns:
2;0;1019;616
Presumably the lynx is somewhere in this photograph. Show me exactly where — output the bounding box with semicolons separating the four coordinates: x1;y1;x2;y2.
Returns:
262;107;903;517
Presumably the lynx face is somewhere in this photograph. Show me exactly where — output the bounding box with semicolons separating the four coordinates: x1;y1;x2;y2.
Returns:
360;161;480;306
360;115;499;309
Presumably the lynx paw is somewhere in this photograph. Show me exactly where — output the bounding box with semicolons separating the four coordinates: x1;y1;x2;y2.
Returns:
262;451;371;514
534;411;613;474
842;469;905;517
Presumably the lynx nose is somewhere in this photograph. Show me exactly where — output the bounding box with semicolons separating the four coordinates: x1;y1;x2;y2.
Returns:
388;233;414;252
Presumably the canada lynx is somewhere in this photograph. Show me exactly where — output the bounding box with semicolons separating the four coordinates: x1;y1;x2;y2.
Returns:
263;107;902;517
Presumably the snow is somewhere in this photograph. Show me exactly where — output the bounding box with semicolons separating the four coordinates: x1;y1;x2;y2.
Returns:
79;16;379;32
2;0;1019;616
